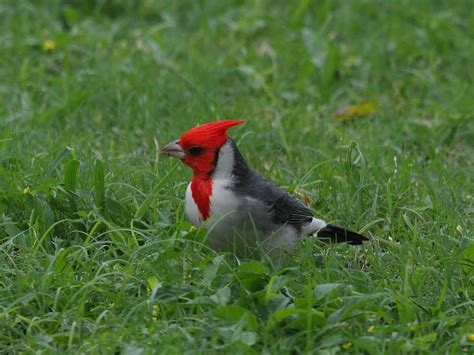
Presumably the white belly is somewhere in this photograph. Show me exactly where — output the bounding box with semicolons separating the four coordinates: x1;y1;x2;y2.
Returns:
185;179;240;228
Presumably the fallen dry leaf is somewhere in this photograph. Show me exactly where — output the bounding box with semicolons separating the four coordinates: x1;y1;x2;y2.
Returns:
332;101;379;121
296;189;313;206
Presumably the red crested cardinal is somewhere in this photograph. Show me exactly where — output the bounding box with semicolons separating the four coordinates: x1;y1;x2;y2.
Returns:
160;120;368;260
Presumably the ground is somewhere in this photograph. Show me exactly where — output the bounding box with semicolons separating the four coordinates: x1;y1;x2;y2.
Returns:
0;0;473;353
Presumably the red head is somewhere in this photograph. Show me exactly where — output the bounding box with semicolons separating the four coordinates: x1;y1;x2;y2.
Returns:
160;120;245;177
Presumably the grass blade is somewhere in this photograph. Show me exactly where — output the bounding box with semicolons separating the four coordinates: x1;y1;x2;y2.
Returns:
47;147;73;177
95;159;106;216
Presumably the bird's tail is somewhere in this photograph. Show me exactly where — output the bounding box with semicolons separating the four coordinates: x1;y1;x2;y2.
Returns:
317;224;368;245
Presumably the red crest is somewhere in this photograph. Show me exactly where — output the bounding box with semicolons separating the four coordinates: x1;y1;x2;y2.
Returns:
179;120;246;149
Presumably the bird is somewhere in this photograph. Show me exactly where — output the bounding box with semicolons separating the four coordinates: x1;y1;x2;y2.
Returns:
160;120;368;261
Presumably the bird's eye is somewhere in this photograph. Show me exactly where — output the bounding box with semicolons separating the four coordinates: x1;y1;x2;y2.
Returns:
188;146;203;156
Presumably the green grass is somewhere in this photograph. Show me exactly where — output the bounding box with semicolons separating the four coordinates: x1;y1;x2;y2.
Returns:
1;0;473;353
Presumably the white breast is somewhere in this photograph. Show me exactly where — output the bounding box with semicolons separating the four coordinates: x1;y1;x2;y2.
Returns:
185;179;241;226
208;179;240;221
185;183;201;227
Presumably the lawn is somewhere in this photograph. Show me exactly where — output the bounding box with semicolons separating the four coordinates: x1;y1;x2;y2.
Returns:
1;0;473;353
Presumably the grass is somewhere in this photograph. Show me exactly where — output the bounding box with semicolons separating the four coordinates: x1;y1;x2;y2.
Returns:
1;0;473;353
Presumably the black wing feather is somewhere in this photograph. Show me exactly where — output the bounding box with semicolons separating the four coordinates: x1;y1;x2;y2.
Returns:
318;224;368;245
270;194;314;225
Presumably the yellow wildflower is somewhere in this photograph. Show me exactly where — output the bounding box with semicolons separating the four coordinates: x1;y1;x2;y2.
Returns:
467;333;474;342
22;187;30;194
42;40;56;52
342;342;352;350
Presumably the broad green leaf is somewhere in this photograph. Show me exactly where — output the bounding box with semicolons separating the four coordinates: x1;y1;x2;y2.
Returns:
266;308;300;330
213;305;258;331
34;197;55;230
265;273;296;301
64;159;80;191
239;331;258;346
234;260;269;292
209;286;231;305
237;260;268;275
4;221;21;237
202;255;225;286
314;283;342;298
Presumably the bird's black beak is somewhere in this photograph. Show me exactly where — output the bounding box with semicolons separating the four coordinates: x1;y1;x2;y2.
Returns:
160;140;185;159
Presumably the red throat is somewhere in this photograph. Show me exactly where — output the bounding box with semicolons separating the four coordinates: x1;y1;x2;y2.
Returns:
191;176;212;221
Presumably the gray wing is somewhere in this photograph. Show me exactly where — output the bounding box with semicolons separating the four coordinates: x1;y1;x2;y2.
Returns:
234;171;314;229
270;192;314;225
